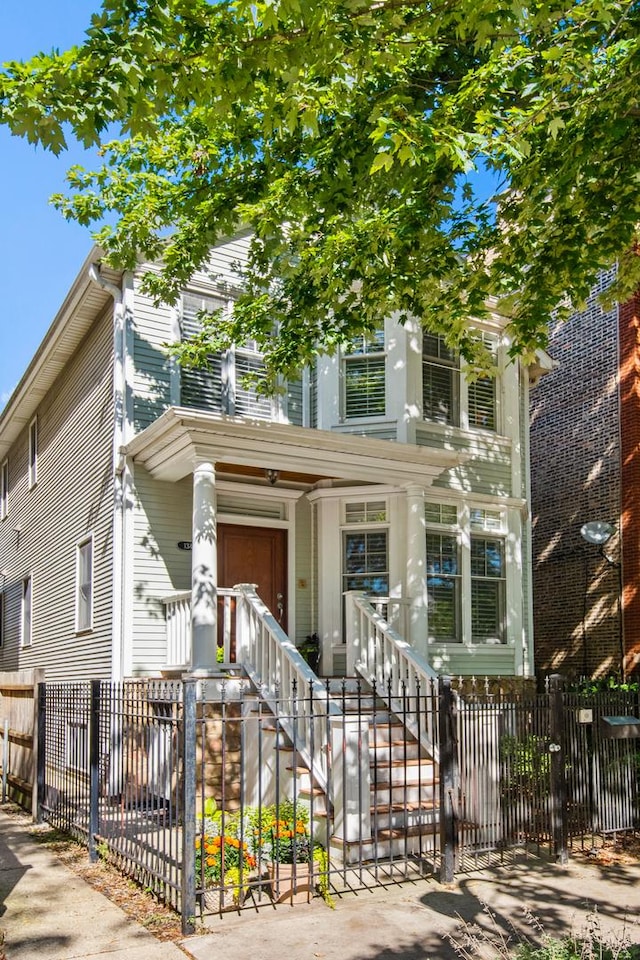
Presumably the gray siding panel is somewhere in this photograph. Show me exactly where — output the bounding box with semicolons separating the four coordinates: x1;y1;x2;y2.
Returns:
132;288;174;432
0;310;115;680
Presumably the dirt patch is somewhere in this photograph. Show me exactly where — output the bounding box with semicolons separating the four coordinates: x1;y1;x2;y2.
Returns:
572;832;640;866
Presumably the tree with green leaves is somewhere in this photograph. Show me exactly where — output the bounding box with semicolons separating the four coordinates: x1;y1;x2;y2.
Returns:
2;0;639;383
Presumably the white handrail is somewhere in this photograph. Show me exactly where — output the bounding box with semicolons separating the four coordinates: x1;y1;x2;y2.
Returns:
162;588;239;668
346;591;440;759
234;583;341;796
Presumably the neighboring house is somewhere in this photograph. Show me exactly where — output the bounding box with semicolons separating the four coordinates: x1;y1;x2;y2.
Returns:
530;274;640;680
0;237;546;683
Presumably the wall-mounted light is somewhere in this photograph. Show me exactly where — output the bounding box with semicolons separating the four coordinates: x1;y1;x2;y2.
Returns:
580;519;623;678
265;469;279;486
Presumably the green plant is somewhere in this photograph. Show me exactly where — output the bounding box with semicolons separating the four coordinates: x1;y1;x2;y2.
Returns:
249;800;311;864
312;846;334;908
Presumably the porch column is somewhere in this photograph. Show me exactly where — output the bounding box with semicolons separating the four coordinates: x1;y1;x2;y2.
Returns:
405;484;429;659
191;461;218;673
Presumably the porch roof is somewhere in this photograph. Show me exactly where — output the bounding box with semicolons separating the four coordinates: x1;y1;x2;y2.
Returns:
124;407;464;486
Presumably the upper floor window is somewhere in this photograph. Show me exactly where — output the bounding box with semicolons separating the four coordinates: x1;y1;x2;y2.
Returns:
179;292;274;420
342;329;386;420
21;575;32;647
422;332;498;432
29;417;38;488
76;536;93;633
0;459;7;519
422;334;458;425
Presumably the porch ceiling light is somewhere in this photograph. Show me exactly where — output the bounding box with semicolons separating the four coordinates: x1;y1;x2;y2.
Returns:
265;468;279;485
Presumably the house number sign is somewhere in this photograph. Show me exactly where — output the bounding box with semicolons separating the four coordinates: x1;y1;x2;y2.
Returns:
177;541;193;551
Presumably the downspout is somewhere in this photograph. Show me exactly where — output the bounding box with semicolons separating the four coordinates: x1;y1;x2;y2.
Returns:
88;264;128;680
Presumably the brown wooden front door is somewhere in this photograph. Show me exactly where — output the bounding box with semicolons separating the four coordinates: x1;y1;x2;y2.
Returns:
218;524;288;631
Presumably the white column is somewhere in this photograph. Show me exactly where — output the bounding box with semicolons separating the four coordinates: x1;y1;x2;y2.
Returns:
405;484;429;658
191;461;218;673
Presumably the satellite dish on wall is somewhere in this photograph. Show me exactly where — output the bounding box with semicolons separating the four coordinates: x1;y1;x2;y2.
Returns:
580;521;616;546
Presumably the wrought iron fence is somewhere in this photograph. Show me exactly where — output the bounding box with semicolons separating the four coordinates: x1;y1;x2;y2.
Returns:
35;675;640;932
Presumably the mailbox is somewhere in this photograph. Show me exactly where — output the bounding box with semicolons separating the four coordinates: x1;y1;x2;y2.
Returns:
600;716;640;739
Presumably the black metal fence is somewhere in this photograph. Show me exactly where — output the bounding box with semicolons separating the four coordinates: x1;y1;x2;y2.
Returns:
35;676;640;933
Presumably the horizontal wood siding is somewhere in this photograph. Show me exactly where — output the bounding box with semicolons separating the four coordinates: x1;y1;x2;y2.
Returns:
428;645;516;676
416;424;513;497
131;468;193;674
0;310;115;680
132;283;174;432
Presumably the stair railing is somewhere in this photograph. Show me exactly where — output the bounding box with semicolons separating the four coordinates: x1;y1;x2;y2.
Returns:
234;584;342;797
345;590;440;759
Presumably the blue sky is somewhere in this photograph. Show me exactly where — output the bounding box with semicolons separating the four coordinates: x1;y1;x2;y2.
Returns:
0;2;101;408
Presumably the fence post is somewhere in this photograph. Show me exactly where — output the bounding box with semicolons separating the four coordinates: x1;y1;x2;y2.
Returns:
88;679;101;862
181;678;197;936
36;683;46;823
439;675;458;884
548;674;568;864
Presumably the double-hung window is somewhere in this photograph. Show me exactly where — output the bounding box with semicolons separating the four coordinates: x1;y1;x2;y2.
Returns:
470;508;505;643
426;502;506;645
180;293;273;420
0;459;7;519
342;500;389;599
425;502;461;642
343;329;386;420
76;536;93;633
422;334;459;425
422;332;498;431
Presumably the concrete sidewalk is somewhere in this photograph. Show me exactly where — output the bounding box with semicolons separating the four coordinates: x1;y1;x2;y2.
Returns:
184;852;640;960
0;809;185;960
1;804;640;960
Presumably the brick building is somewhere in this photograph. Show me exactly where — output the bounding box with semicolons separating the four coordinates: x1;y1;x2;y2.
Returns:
530;272;640;679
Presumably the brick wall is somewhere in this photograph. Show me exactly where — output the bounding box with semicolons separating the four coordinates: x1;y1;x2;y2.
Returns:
530;271;623;679
619;293;640;675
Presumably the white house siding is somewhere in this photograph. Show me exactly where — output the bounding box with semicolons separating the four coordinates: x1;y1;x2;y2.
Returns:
131;284;174;432
0;309;115;680
131;468;192;674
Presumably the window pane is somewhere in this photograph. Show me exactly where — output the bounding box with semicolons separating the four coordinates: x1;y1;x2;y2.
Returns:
234;352;271;419
471;580;503;642
423;362;455;424
343;531;389;596
425;502;457;525
426;533;461;641
345;357;386;418
470;538;504;578
180;293;226;411
468;376;496;430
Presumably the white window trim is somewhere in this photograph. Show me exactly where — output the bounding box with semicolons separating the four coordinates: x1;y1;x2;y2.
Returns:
21;575;32;648
425;500;508;645
340;330;387;422
0;459;7;520
75;534;94;634
421;331;502;434
28;417;38;489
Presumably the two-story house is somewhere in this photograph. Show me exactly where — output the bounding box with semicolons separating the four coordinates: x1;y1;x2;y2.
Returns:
0;235;546;683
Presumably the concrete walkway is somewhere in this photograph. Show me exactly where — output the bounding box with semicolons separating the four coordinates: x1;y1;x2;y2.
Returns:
1;804;639;960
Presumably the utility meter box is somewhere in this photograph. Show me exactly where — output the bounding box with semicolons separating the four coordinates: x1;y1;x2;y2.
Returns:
600;716;640;739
